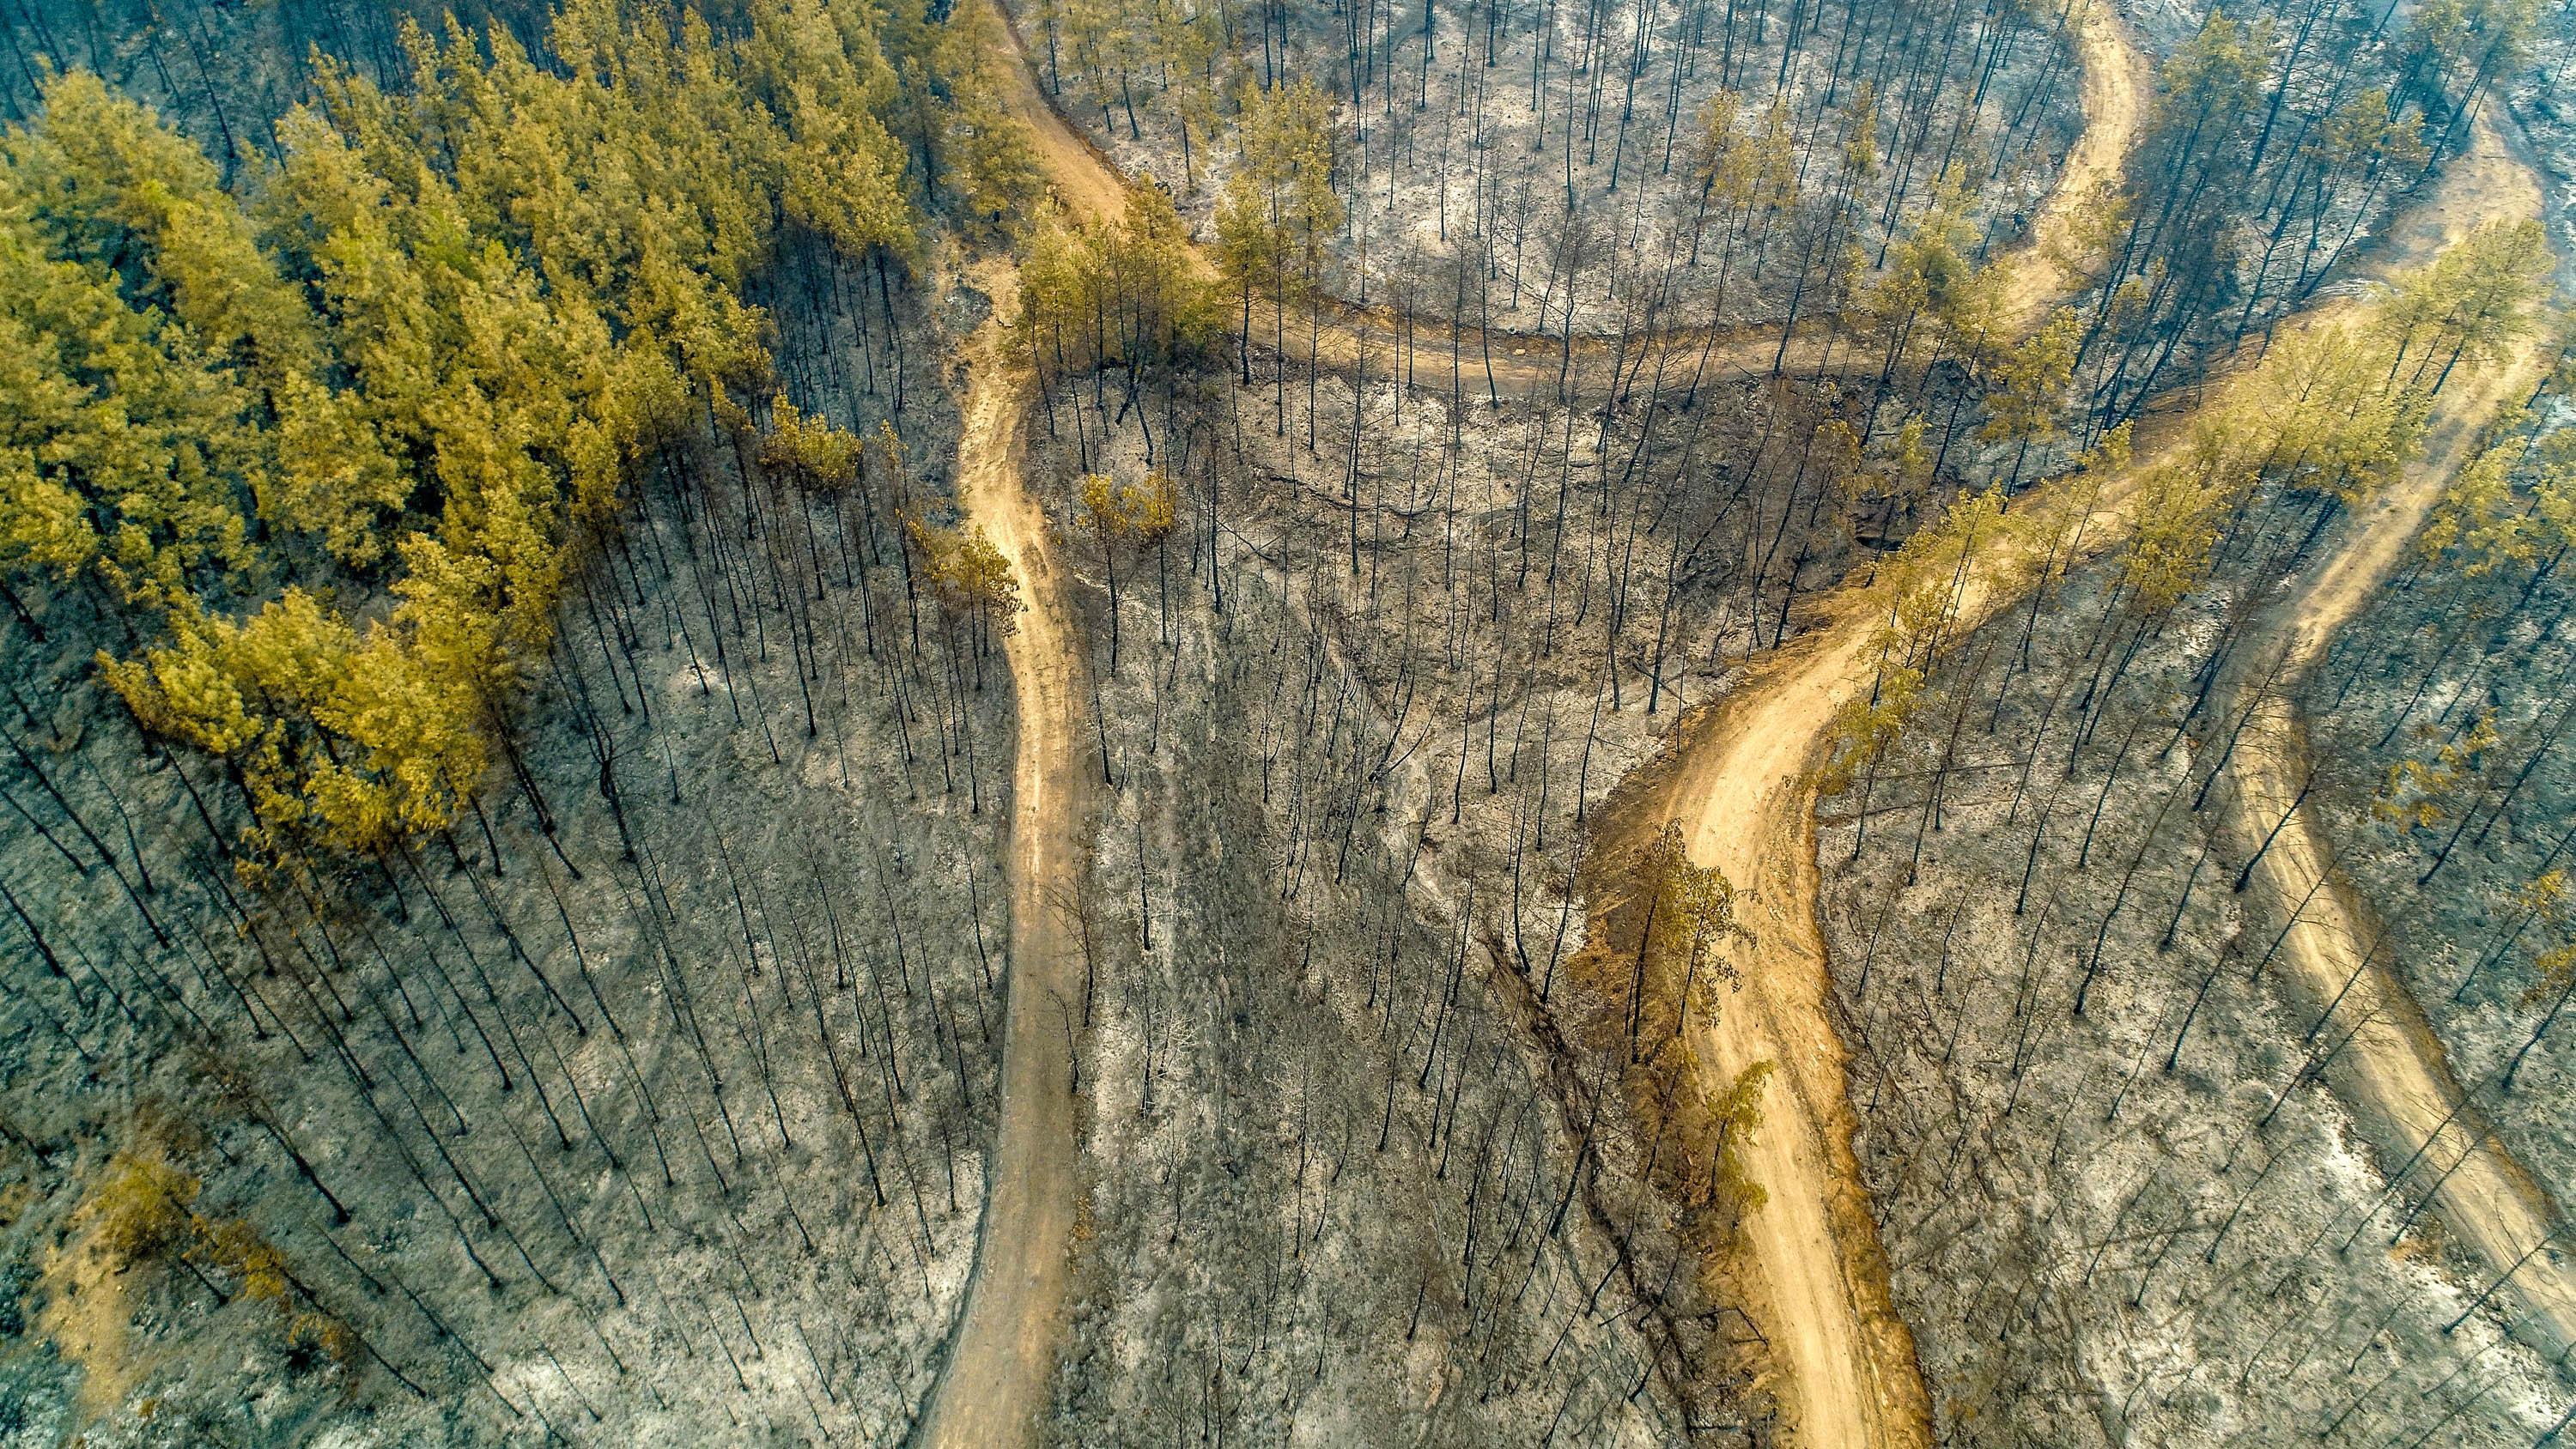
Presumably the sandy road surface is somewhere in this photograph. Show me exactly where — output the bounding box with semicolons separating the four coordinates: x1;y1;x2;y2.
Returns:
1661;609;1929;1449
924;2;2148;1442
1631;440;2162;1449
1999;0;2148;336
986;0;2144;400
1620;112;2553;1449
2209;120;2576;1361
912;258;1090;1449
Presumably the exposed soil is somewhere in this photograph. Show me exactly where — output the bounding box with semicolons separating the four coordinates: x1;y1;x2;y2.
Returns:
33;1219;142;1422
1593;109;2555;1449
2207;118;2576;1361
982;0;2143;397
914;258;1092;1447
1996;0;2150;337
939;3;2146;1441
1601;444;2153;1449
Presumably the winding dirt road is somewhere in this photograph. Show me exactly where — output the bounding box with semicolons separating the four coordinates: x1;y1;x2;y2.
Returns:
1650;607;1934;1449
2000;0;2146;336
913;258;1089;1449
2209;121;2576;1360
988;0;2146;399
1614;112;2561;1447
1621;416;2161;1449
923;2;2145;1442
1585;5;2144;1443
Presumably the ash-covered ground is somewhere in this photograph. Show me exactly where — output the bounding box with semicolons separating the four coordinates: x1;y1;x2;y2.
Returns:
1005;0;2083;336
1814;479;2568;1446
0;246;1006;1448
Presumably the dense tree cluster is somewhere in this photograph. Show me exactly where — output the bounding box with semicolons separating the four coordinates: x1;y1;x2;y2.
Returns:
0;0;2567;1434
0;0;1032;867
1020;179;1218;422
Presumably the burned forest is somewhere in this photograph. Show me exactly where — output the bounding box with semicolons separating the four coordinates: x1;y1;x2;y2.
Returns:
0;0;2572;1444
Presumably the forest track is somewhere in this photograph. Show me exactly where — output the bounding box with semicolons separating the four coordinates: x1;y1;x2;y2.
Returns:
1997;0;2147;336
1611;113;2555;1449
985;0;2143;398
958;0;2143;1441
940;1;2145;1440
913;256;1089;1449
1613;411;2173;1449
2209;117;2576;1362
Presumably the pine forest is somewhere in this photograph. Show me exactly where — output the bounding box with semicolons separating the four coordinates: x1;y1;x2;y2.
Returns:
0;0;2573;1442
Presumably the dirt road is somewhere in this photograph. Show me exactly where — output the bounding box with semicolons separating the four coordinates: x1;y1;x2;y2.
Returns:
1657;607;1931;1449
984;0;2143;399
1999;0;2149;336
913;258;1089;1449
1630;424;2167;1449
1618;111;2560;1446
927;3;2147;1442
2209;120;2576;1361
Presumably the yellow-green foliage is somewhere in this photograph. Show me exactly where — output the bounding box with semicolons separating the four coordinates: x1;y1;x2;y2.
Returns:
1696;1060;1773;1252
1595;822;1764;1266
1639;824;1744;1016
924;0;1049;232
1077;467;1177;543
0;1;934;864
2403;0;2543;112
760;394;867;491
1212;76;1340;300
1980;308;2081;448
1688;92;1799;239
2245;323;2430;508
2380;217;2554;388
1819;664;1927;797
2108;282;2454;615
2376;710;2500;829
82;1152;203;1268
2512;870;2576;1001
905;514;1023;632
1019;182;1217;375
2420;415;2576;577
1862;187;1998;367
1886;483;2023;640
78;1149;355;1368
1820;237;2468;794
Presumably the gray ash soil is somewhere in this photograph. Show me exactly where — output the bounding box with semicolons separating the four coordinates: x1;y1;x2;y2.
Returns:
0;258;1006;1447
1006;294;1954;1439
2297;414;2576;1265
1814;500;2567;1446
1002;0;2083;337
